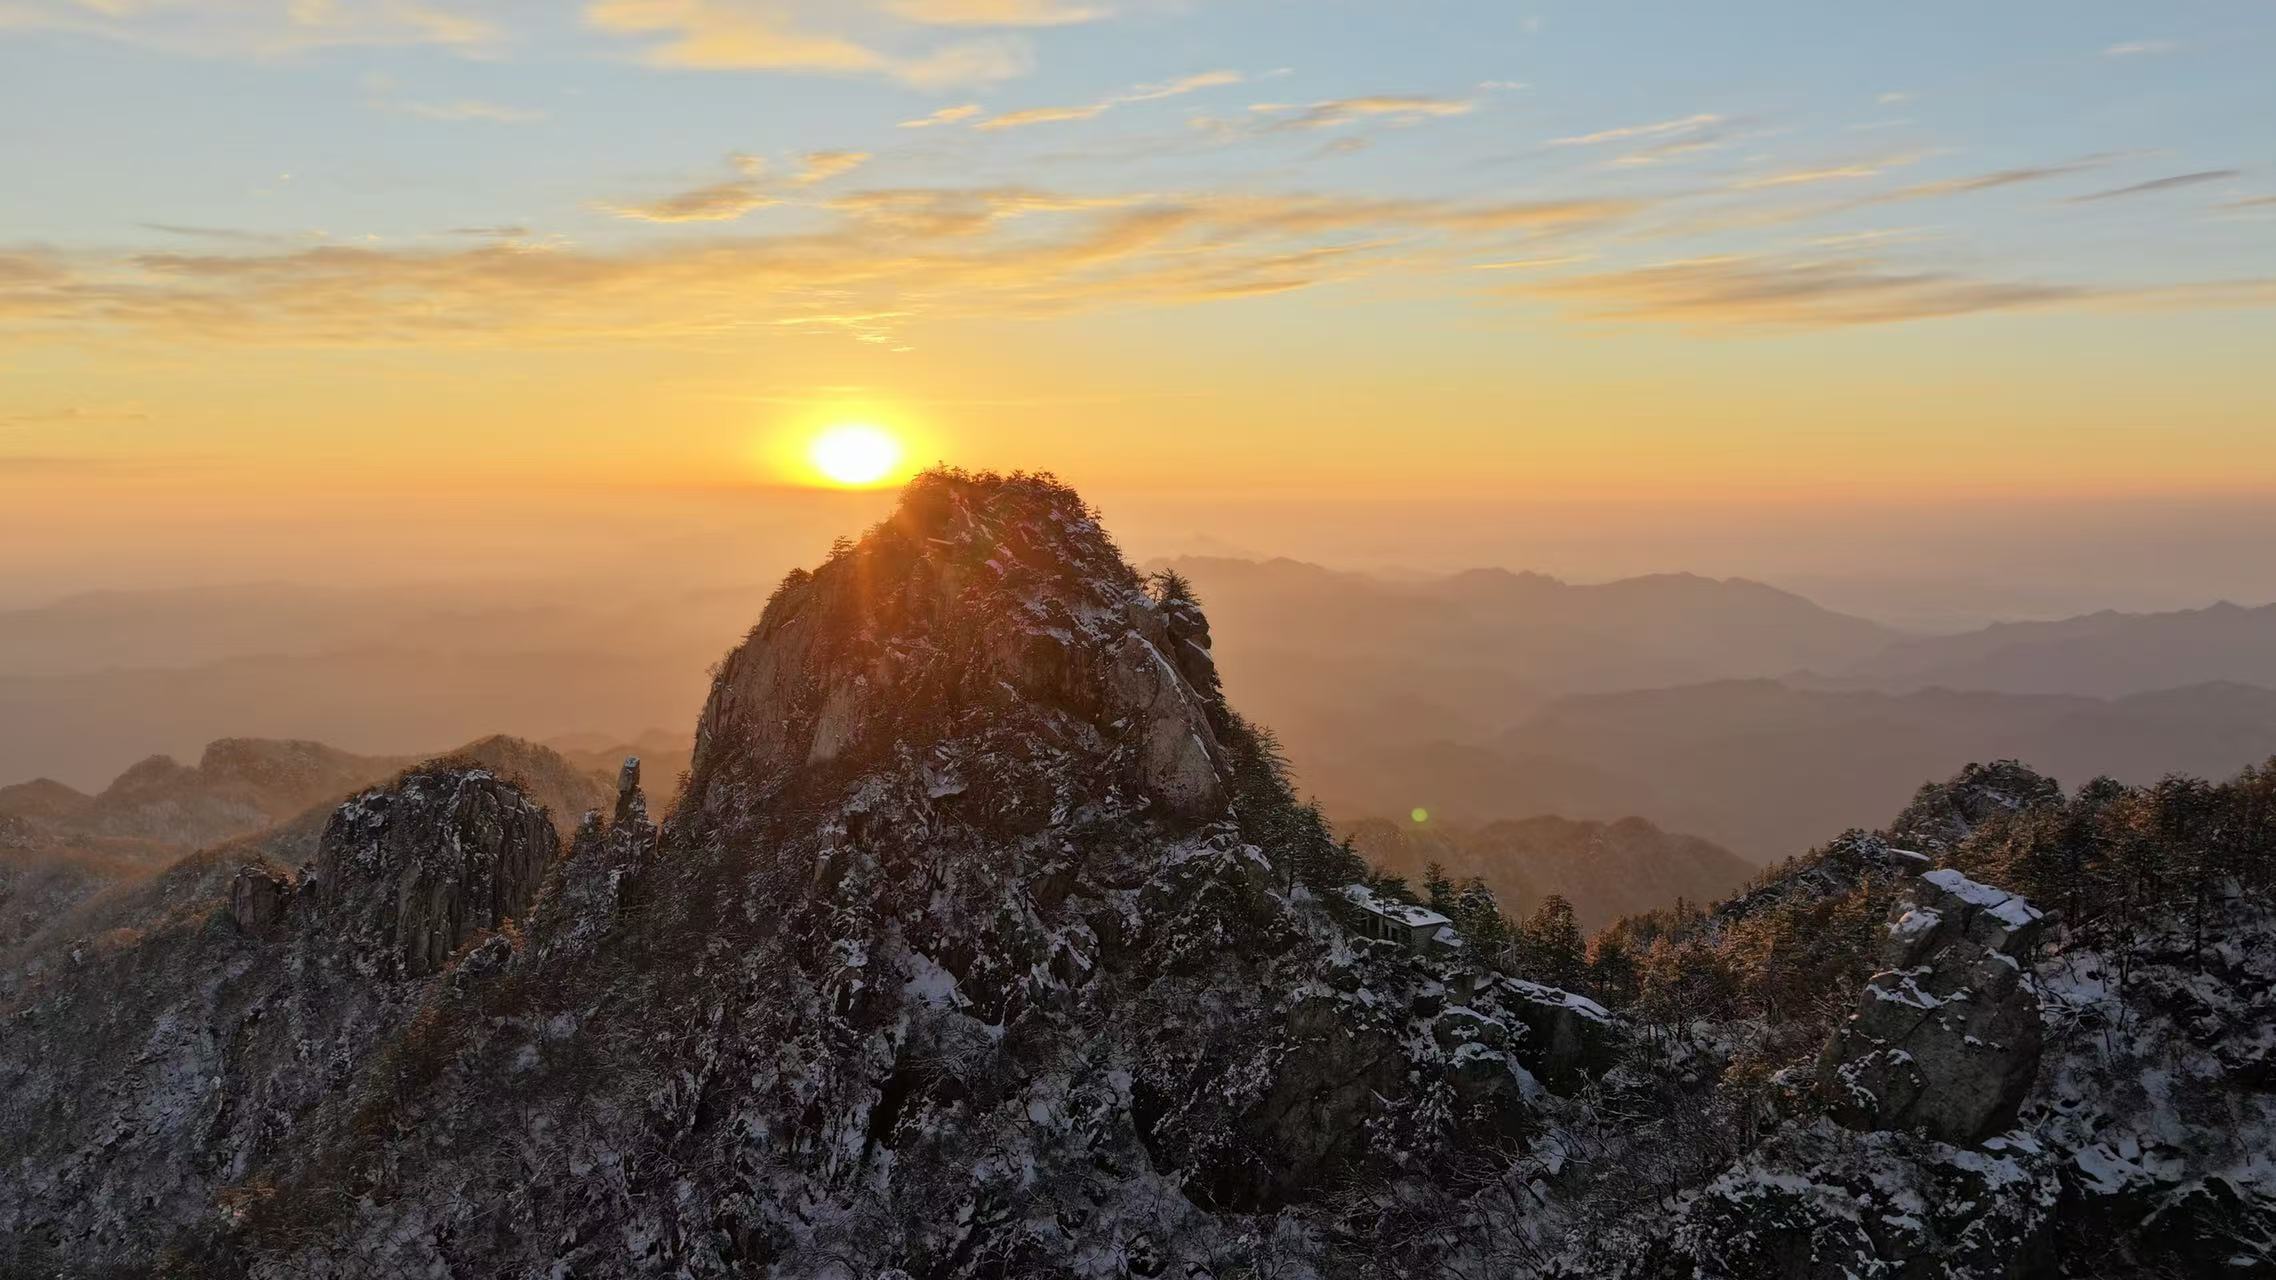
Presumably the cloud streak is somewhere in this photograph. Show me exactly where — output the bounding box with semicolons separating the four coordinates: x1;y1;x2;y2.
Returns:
2067;170;2239;203
1551;113;1722;147
973;69;1243;131
1859;159;2110;206
1511;253;2090;327
1733;154;1920;190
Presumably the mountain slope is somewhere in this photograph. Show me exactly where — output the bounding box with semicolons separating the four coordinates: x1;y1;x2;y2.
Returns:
0;471;1596;1276
1534;759;2276;1276
10;475;2267;1277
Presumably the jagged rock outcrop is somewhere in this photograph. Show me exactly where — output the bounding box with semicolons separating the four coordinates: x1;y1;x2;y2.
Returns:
306;764;556;979
0;764;559;1272
1887;759;2063;855
1819;868;2048;1143
531;755;657;960
1575;762;2275;1279
228;862;292;936
1659;1123;2061;1278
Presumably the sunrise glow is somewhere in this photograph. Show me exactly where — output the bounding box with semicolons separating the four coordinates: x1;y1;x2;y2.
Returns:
807;424;906;488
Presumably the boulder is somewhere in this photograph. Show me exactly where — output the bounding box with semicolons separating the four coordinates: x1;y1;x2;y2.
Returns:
1819;869;2048;1143
228;864;293;937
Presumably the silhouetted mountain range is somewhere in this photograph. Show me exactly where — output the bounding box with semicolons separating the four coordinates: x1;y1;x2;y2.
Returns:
1824;599;2276;695
1154;557;2276;860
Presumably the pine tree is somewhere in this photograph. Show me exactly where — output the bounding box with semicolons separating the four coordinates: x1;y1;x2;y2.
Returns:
1424;862;1456;914
1587;933;1640;1007
1452;876;1510;957
1522;894;1586;991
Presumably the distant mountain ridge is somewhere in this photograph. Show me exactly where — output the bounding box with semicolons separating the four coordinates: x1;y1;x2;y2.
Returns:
1493;679;2276;859
1146;557;2276;861
1826;598;2276;695
1147;554;1904;790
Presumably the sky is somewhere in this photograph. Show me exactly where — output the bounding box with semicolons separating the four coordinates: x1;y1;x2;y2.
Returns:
3;0;2275;613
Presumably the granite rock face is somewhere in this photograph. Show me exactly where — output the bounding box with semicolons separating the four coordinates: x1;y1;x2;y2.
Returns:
1819;868;2049;1143
691;472;1230;830
309;765;558;980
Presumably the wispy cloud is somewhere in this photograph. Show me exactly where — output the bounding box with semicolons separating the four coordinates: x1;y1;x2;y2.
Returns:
0;186;1647;347
1550;113;1722;147
2067;169;2239;203
973;68;1243;131
1608;131;1730;168
1246;94;1476;130
584;0;1033;88
1511;253;2089;327
2103;39;2178;58
1733;154;1921;190
1187;93;1480;143
1861;158;2110;206
791;150;870;185
899;104;985;128
1508;250;2276;330
139;223;291;244
598;154;778;223
977;103;1110;131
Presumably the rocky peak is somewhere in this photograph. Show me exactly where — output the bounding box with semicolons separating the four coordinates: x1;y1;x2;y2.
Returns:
309;764;558;980
613;754;647;827
689;470;1229;830
1887;759;2063;854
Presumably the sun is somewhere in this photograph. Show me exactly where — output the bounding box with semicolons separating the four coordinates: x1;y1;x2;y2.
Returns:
807;424;905;488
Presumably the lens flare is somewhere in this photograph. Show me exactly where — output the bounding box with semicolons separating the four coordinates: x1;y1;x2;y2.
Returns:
808;424;904;488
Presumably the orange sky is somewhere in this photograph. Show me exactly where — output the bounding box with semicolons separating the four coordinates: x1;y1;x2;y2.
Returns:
5;2;2275;611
